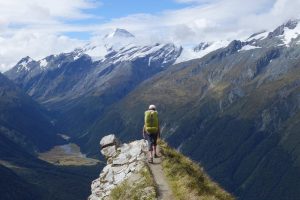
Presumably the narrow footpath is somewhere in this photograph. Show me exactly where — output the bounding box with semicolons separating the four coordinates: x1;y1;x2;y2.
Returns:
148;147;174;200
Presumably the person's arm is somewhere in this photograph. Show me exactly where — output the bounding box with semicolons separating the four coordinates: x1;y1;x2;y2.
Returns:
142;125;146;139
158;121;161;138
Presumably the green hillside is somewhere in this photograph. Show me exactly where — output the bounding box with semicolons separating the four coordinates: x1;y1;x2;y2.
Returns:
0;73;102;200
0;73;63;152
80;42;300;200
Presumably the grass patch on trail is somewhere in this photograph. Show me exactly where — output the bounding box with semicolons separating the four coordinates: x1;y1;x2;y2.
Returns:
159;140;234;200
110;165;157;200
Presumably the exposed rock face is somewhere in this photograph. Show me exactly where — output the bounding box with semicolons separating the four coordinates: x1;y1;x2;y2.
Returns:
89;134;148;200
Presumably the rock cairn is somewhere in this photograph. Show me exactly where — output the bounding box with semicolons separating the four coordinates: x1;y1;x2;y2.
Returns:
88;134;148;200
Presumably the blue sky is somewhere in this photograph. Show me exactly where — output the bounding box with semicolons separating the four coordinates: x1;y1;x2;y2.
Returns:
57;0;300;42
93;0;187;19
65;0;189;39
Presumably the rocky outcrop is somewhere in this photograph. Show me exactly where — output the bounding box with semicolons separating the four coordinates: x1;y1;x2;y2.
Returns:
88;134;149;200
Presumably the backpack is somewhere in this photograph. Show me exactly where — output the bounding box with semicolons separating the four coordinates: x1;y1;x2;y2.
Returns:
144;110;159;134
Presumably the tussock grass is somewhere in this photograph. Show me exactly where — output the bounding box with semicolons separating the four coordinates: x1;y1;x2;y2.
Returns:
159;140;234;200
110;165;157;200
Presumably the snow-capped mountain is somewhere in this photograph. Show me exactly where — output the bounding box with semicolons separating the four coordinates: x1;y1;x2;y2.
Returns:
79;28;137;61
176;40;230;63
5;20;300;138
10;28;183;73
245;19;300;47
7;19;300;94
104;28;135;38
178;19;300;64
4;28;182;136
6;28;235;76
15;56;34;72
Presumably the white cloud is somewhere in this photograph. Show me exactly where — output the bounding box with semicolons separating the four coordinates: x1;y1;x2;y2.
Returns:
0;30;84;72
95;0;300;44
0;0;98;25
1;0;300;72
0;0;99;72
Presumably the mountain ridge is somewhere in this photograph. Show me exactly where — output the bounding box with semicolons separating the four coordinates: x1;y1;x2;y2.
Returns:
75;21;300;200
89;134;233;200
3;20;300;200
4;35;182;137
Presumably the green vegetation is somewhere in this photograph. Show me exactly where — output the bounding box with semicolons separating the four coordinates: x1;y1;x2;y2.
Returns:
159;140;234;200
38;143;100;166
110;165;157;200
82;46;300;200
0;159;103;200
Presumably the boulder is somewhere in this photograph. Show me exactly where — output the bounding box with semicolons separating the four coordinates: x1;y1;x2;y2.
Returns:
100;134;120;148
88;135;148;200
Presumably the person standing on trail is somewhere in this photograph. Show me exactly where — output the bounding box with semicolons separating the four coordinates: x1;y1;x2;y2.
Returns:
143;104;160;163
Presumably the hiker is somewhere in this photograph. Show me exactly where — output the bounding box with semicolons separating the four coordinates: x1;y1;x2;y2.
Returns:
143;104;161;163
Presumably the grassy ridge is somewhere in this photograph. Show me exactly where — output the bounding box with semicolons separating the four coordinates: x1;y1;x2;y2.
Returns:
159;140;234;200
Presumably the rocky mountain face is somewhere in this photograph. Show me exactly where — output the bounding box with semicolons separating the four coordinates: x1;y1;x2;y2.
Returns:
80;20;300;200
5;30;182;136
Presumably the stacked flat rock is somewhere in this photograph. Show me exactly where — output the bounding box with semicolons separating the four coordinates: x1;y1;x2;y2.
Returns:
88;134;148;200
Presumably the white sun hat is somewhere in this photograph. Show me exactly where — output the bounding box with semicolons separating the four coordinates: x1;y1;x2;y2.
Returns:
148;104;156;110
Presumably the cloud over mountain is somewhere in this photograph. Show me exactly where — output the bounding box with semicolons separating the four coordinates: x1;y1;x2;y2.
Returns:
1;0;300;72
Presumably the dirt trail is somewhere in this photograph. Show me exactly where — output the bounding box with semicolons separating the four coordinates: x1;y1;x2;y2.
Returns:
148;147;174;200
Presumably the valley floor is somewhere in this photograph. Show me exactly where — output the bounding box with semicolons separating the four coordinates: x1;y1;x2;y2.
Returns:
38;143;100;166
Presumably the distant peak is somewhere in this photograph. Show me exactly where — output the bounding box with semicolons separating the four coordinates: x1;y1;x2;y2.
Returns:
268;19;300;38
17;56;34;65
193;42;210;52
105;28;135;39
19;56;33;63
284;19;299;29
